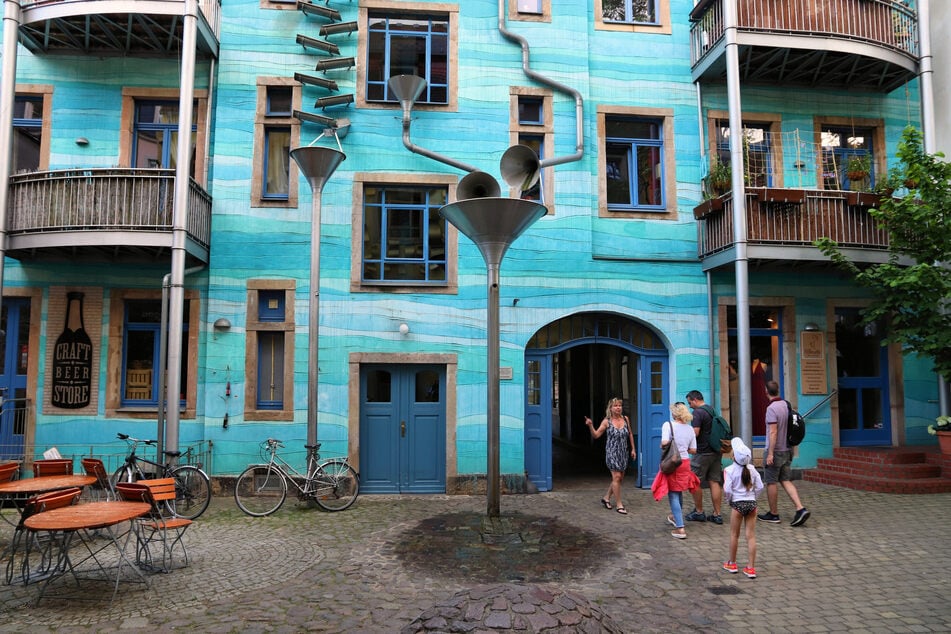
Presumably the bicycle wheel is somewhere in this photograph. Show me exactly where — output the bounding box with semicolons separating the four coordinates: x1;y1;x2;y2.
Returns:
111;465;134;488
170;465;211;520
312;459;359;512
234;464;287;517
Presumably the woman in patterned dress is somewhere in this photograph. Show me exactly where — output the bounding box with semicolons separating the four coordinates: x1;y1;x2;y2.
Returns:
585;397;636;515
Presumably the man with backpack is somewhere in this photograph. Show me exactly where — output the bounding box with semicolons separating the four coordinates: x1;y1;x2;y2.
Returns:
684;390;725;525
758;380;811;527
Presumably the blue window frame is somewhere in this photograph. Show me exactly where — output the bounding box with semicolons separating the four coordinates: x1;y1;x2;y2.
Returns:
121;300;189;407
257;331;285;410
519;135;544;202
258;290;285;322
822;126;874;191
605;116;665;210
717;121;772;188
366;12;449;104
602;0;657;25
517;0;543;14
362;185;448;284
518;97;543;126
263;127;291;200
266;86;292;116
133;100;197;176
13;96;42;173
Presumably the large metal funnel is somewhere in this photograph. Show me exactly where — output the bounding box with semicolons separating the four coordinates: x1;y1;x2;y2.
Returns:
387;74;427;112
439;197;547;267
439;196;546;519
291;146;346;192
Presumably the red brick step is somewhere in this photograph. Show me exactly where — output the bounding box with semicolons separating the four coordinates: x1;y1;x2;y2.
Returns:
803;445;951;494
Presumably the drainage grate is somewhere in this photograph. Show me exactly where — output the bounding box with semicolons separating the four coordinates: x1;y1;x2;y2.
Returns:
708;586;742;595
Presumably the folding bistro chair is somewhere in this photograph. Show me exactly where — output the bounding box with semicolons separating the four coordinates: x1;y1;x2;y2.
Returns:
80;458;116;501
32;459;73;478
115;479;192;573
0;462;19;483
4;486;82;585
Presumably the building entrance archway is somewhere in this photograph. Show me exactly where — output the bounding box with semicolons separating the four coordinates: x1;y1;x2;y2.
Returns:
524;312;669;491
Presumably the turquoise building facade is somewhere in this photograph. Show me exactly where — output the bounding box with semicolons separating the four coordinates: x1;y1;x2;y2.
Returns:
0;0;941;492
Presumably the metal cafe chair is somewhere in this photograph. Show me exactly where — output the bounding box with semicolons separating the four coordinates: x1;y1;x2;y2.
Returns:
115;479;192;573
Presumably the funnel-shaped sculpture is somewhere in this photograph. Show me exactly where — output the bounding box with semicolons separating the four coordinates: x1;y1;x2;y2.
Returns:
388;74;427;113
292;146;346;191
500;144;541;193
439;197;547;518
440;197;546;269
291;146;346;448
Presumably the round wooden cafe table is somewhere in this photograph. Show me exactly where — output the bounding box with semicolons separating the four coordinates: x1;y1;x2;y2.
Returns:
23;501;153;602
0;475;96;497
24;500;150;532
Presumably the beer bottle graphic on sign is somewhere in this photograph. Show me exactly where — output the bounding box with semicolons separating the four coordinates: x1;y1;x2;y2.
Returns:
51;292;92;409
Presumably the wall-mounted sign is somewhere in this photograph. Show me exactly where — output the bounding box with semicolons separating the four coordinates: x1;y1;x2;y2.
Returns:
51;292;92;408
800;331;827;395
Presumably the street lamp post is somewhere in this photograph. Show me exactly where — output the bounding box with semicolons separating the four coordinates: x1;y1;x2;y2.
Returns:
290;146;346;448
439;195;546;518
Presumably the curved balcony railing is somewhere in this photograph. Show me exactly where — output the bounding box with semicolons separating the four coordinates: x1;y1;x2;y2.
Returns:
693;188;888;266
690;0;918;91
6;168;211;259
18;0;221;56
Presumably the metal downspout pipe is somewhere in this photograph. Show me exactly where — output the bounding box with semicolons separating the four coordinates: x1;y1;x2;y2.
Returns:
916;0;949;416
697;83;716;400
497;0;583;168
724;0;753;444
157;265;205;460
0;0;22;316
164;0;200;458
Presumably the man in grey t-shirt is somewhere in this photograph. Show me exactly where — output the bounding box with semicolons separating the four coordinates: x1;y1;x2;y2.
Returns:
758;380;810;527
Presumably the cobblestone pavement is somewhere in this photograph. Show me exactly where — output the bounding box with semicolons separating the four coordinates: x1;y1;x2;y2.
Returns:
1;480;950;632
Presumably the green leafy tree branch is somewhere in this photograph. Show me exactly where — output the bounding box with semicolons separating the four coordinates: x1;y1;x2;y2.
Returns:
816;126;951;382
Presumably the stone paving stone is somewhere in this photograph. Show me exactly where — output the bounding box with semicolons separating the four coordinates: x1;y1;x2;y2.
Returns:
0;482;948;632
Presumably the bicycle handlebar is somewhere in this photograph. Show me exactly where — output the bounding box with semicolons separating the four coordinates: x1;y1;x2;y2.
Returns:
116;432;156;446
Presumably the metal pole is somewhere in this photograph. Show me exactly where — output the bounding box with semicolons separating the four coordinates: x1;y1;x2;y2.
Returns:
724;0;753;444
164;0;199;457
486;262;501;517
307;184;324;448
0;0;23;316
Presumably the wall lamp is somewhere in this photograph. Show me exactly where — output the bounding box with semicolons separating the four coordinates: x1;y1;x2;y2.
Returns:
803;322;820;331
213;318;232;330
399;323;410;336
75;137;89;146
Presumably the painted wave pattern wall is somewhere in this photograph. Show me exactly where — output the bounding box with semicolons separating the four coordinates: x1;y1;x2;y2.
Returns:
2;0;936;477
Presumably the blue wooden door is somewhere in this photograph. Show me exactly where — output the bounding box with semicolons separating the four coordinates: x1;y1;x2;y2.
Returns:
524;353;551;491
0;298;29;460
359;365;446;493
638;355;670;486
835;307;891;446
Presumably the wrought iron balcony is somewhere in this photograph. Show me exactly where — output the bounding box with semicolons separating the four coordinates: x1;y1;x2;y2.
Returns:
692;188;889;271
690;0;918;92
6;169;211;265
17;0;221;57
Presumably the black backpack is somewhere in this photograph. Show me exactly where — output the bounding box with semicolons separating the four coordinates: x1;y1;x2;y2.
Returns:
785;400;806;446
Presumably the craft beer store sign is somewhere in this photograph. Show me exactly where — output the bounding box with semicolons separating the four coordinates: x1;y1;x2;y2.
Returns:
51;292;93;409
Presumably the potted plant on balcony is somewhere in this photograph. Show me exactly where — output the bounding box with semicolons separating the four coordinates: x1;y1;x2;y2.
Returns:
706;157;731;197
928;416;951;455
846;154;871;184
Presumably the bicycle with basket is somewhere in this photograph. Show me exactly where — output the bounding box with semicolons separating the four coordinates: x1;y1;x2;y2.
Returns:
111;433;212;520
234;438;359;516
